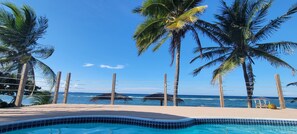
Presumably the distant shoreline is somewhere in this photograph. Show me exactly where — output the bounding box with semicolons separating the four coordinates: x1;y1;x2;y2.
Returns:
53;92;297;98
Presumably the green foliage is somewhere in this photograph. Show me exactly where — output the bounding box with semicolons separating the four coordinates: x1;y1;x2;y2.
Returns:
0;101;8;108
133;0;207;58
0;71;41;105
192;0;297;81
31;90;52;105
0;2;56;89
134;0;208;106
191;0;297;107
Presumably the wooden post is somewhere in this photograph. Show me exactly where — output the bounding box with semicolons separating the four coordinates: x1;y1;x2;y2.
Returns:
275;74;286;109
111;73;116;105
52;71;61;104
164;73;168;106
63;73;71;104
219;74;224;107
15;63;29;107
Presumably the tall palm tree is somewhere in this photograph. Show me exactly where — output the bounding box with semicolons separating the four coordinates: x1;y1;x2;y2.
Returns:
191;0;297;108
0;3;55;90
133;0;208;106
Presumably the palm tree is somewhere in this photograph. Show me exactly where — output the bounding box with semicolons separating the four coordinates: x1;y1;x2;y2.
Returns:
0;3;55;91
191;0;297;108
133;0;208;106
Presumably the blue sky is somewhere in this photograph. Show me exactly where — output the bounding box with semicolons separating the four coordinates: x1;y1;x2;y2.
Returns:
4;0;297;97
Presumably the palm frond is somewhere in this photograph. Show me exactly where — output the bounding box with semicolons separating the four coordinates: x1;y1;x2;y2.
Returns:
191;47;231;62
27;65;36;95
132;7;141;14
0;62;19;72
287;82;297;87
0;57;16;64
31;45;54;59
137;1;171;17
169;32;178;65
182;0;203;11
166;5;207;31
152;33;171;52
0;8;14;26
253;3;297;42
0;26;24;46
33;17;48;41
192;55;228;76
251;47;296;73
248;0;272;32
22;5;37;46
0;45;9;52
190;46;231;64
33;58;56;90
246;0;267;23
194;20;226;47
134;18;167;55
2;2;24;30
256;41;297;54
211;52;241;83
199;46;227;51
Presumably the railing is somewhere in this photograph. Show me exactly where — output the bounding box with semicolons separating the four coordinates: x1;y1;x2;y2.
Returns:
1;70;296;109
1;93;294;108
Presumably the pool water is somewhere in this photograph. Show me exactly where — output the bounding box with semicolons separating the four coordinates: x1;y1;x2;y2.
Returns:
5;123;297;134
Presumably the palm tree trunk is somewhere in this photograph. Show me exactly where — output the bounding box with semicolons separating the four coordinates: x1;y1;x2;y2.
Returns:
242;61;253;108
10;64;24;105
173;36;181;106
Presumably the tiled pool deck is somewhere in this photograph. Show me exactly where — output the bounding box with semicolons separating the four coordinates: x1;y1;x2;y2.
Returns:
1;104;297;125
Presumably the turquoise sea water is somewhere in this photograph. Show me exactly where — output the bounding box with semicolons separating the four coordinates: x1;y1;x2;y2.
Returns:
1;92;297;108
6;123;297;134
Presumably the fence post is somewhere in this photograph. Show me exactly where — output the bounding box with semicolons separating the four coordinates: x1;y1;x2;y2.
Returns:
111;73;116;105
15;63;29;107
52;71;61;104
164;73;168;106
275;74;286;109
63;73;71;104
219;74;224;108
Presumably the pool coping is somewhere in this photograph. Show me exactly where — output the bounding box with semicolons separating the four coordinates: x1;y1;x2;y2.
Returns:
1;104;297;132
1;115;297;133
2;115;297;126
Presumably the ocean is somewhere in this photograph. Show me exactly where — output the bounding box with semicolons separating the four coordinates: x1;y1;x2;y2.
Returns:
1;92;297;108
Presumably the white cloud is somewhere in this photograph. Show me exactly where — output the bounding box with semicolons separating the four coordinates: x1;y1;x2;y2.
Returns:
99;64;125;69
83;63;94;67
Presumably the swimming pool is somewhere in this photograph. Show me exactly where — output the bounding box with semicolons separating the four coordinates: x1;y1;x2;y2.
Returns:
5;123;297;134
1;116;297;133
